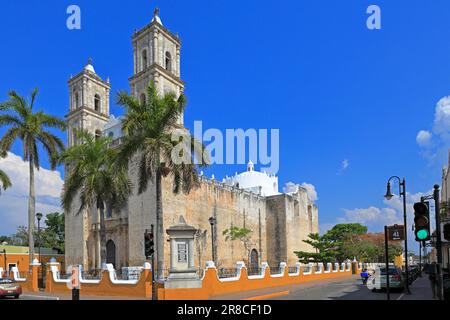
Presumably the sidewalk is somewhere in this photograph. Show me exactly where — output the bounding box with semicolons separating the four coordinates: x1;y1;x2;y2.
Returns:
398;275;435;300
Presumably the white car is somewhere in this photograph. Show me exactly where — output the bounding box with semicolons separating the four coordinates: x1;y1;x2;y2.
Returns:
366;266;404;292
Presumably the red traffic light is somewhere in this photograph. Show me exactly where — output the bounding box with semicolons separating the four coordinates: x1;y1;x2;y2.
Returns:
413;202;428;214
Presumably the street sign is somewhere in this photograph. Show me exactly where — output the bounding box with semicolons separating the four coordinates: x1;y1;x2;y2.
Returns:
387;224;405;241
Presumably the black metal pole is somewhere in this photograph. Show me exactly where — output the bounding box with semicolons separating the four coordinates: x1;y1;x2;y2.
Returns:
151;225;157;301
384;225;390;300
419;241;422;277
401;179;411;294
433;185;444;300
2;249;6;278
38;219;41;264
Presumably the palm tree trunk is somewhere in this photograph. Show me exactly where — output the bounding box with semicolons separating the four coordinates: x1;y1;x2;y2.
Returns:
28;160;35;268
156;167;164;280
99;203;106;268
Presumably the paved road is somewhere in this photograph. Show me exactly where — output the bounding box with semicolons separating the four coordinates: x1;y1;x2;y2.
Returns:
270;275;433;300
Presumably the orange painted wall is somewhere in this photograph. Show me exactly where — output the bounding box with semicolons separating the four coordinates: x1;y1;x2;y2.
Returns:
0;253;65;274
45;267;152;298
162;264;362;300
12;262;362;300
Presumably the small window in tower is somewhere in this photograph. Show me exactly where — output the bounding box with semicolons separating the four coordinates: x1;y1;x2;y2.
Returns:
95;130;102;141
108;131;114;139
72;130;77;145
140;93;146;105
94;94;101;112
74;92;79;109
142;49;148;71
165;51;172;72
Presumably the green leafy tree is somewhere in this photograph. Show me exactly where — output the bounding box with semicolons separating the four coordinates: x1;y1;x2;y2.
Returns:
294;233;338;263
60;130;132;267
0;89;65;265
40;212;65;253
223;226;253;263
116;82;209;279
9;226;29;246
0;235;12;244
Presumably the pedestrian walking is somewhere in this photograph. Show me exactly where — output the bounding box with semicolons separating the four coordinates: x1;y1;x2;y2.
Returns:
428;262;438;299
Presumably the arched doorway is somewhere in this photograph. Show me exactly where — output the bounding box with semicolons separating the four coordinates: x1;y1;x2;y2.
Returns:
250;249;259;272
106;240;116;268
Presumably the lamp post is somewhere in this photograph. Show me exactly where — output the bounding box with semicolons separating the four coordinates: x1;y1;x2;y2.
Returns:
208;217;216;265
2;249;6;278
384;176;410;294
36;213;43;264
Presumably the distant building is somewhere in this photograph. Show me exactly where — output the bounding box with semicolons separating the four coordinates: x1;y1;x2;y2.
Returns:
0;245;64;275
440;150;450;269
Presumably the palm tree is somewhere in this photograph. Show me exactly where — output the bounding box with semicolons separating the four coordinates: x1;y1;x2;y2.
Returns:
0;169;12;193
0;89;65;266
117;82;209;280
60;130;132;268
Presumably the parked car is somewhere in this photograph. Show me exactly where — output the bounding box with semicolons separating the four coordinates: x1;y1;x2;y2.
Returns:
0;279;22;299
367;266;404;292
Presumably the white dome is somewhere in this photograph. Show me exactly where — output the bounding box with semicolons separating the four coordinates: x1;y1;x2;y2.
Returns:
224;162;279;196
84;58;95;73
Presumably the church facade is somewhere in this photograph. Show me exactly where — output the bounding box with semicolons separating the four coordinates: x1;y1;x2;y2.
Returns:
64;10;319;272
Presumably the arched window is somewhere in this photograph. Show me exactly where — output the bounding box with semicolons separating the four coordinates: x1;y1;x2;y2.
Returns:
108;131;114;138
72;129;77;146
250;249;259;272
106;240;116;268
94;94;101;112
142;49;148;71
140;93;146;105
95;130;102;141
74;92;79;109
165;51;172;71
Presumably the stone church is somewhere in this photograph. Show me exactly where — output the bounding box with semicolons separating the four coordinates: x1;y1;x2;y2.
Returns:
64;10;319;272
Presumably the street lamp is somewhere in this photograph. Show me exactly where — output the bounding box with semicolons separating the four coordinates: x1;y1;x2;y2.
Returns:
2;249;6;278
384;176;411;294
208;216;216;265
36;213;43;264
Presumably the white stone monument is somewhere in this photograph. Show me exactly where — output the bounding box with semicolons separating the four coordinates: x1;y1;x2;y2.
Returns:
164;216;202;288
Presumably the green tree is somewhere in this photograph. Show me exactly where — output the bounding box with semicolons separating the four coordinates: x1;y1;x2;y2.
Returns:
40;212;65;253
0;169;11;193
0;89;65;265
223;226;253;263
323;223;368;243
10;226;29;246
116;82;209;279
60;130;132;267
0;235;12;244
294;233;338;263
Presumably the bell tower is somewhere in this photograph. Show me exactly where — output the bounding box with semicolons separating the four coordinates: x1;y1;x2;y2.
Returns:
129;8;184;125
65;59;111;269
67;59;111;147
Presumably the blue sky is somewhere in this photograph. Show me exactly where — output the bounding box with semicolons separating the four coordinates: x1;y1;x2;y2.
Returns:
1;1;450;253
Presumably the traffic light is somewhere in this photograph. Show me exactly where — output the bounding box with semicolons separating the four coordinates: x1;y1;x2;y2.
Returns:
413;201;431;241
144;229;154;258
444;223;450;241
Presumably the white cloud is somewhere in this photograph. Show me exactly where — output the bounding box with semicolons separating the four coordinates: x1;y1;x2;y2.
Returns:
416;130;432;147
337;207;401;229
0;152;63;235
283;182;298;194
283;181;318;202
417;96;450;164
337;159;350;175
433;96;450;134
300;182;318;201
